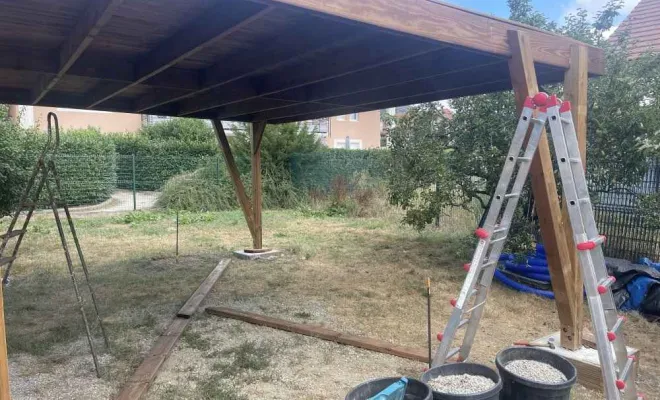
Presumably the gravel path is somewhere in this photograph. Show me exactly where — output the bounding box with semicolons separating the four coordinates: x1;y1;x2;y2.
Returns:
505;360;567;384
428;374;496;395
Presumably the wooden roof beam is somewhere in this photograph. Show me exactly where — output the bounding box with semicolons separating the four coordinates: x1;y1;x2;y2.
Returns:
134;16;365;113
85;3;274;108
31;0;125;104
177;36;443;116
266;0;605;75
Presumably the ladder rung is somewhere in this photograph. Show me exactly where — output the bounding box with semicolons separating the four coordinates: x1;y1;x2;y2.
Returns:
465;301;486;314
0;230;25;240
517;157;532;162
493;226;508;234
458;319;470;328
531;118;544;124
578;197;591;204
610;316;625;336
481;261;497;269
618;355;636;385
569;158;582;163
490;236;507;244
577;235;606;251
447;347;460;360
561;117;572;123
0;257;16;267
597;276;616;294
504;192;520;199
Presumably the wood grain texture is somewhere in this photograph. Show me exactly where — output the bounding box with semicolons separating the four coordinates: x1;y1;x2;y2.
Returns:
176;259;231;318
561;44;589;348
205;307;430;363
86;3;272;108
0;283;9;400
251;122;267;250
32;0;126;104
508;30;582;350
212;119;257;242
266;0;604;74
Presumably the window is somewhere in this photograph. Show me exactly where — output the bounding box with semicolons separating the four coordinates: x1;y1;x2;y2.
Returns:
349;113;359;121
336;115;345;121
334;138;362;150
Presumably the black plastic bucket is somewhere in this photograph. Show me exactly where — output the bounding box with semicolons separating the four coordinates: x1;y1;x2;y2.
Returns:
345;377;433;400
420;363;502;400
495;346;577;400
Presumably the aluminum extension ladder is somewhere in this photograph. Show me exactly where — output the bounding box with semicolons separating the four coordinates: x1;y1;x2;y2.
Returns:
431;93;641;400
0;113;109;377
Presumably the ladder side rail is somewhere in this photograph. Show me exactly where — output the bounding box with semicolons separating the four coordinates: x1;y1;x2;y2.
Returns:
546;103;621;400
432;101;536;366
559;106;632;398
44;177;102;378
49;160;110;348
458;110;549;360
1;166;50;284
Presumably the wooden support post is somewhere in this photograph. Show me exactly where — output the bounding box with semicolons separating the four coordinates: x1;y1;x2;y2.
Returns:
212;119;257;242
0;282;10;400
251;121;266;250
561;44;589;344
508;30;583;350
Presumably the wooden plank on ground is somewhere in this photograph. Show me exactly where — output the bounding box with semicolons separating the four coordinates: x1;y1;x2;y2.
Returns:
116;259;231;400
205;306;429;363
177;259;231;318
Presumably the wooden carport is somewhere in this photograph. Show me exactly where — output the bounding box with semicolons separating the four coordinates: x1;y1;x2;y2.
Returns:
0;0;603;397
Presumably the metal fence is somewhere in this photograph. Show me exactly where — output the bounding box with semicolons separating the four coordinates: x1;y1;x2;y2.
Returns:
592;159;660;261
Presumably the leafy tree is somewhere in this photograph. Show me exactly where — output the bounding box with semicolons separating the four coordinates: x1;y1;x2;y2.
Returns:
139;117;215;143
387;0;660;240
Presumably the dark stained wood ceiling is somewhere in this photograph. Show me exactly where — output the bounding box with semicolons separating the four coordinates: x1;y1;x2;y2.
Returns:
0;0;604;123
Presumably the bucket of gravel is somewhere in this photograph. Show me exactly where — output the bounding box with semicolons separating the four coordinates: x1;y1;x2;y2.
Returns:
420;363;502;400
495;347;577;400
345;377;433;400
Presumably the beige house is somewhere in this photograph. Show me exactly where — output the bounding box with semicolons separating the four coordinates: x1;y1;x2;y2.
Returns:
14;105;384;148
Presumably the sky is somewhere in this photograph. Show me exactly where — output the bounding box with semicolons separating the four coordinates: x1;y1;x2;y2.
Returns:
443;0;640;27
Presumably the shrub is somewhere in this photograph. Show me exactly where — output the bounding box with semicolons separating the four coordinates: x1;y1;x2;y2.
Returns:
157;162;237;211
111;134;217;190
0;125;116;215
140;118;215;143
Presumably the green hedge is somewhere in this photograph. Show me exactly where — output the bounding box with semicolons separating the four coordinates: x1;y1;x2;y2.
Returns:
0;125;116;215
111;134;218;190
290;149;390;192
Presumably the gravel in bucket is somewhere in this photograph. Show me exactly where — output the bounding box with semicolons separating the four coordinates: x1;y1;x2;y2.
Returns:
504;359;567;384
428;374;496;394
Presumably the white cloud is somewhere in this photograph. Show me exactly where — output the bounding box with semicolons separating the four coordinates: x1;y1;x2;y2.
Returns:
562;0;640;21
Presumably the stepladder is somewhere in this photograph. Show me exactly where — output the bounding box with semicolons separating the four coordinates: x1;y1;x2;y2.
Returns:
0;112;109;377
432;93;642;400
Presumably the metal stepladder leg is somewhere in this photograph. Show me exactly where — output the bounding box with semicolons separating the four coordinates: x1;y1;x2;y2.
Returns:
432;94;642;400
0;113;109;377
432;97;548;366
545;95;639;400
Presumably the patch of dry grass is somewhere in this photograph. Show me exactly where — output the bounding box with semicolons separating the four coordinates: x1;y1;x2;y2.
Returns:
1;209;658;399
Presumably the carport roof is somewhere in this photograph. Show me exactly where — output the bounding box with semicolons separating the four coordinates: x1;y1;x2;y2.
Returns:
0;0;604;123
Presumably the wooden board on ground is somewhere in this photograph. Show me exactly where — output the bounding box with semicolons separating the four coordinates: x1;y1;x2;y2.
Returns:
177;258;231;318
116;258;231;400
205;306;429;363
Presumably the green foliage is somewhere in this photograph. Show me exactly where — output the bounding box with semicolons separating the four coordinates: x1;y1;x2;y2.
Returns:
638;193;660;229
385;0;660;247
0;123;116;216
139;118;215;143
111;134;217;190
230;122;322;173
291;148;389;192
157;162;237;212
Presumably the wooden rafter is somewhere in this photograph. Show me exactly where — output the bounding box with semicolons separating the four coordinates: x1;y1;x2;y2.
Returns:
133;18;366;113
508;30;582;350
177;37;442;116
85;4;274;108
31;0;125;104
267;0;604;74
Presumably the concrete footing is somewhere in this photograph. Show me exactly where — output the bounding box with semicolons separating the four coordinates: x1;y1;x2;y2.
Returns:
233;249;281;260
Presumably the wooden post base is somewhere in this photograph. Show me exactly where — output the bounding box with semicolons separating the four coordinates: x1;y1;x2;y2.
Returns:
530;331;639;392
